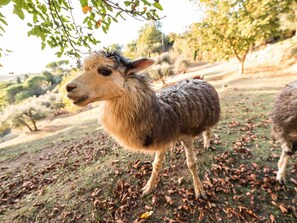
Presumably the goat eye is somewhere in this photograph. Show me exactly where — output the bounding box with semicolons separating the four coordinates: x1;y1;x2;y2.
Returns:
98;68;112;76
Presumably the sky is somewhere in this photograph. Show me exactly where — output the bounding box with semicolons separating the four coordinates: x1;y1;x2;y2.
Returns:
0;0;201;76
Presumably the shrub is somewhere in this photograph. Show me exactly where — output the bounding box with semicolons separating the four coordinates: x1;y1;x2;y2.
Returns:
38;92;65;116
5;84;25;103
0;92;65;132
14;90;34;103
0;113;10;136
1;98;51;132
24;75;50;96
154;52;173;65
174;57;190;74
148;62;174;84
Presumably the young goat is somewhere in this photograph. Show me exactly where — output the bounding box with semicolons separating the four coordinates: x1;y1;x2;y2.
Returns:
271;80;297;182
66;51;221;198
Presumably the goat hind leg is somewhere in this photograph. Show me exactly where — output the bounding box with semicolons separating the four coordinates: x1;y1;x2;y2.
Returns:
202;129;211;149
141;150;165;196
183;140;206;198
276;143;291;182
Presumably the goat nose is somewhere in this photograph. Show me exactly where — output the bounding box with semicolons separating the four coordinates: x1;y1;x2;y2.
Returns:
66;83;77;92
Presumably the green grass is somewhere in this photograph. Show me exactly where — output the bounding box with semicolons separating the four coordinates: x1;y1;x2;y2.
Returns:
0;81;296;223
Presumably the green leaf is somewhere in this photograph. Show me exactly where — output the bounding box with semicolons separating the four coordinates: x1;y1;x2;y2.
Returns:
153;2;163;10
0;0;10;6
79;0;88;7
13;4;25;20
0;17;8;26
41;42;46;50
141;0;151;6
124;1;131;6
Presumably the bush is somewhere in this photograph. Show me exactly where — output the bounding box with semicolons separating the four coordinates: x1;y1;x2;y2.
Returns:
154;52;173;65
148;62;174;84
0;114;10;136
5;84;25;103
38;92;65;116
1;98;51;132
0;92;65;132
174;57;190;74
14;90;34;103
24;75;50;96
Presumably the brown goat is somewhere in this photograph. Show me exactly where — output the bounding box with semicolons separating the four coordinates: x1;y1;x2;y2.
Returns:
271;80;297;182
66;51;221;198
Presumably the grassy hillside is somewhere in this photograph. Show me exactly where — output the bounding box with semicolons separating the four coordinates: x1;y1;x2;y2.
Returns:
0;38;296;222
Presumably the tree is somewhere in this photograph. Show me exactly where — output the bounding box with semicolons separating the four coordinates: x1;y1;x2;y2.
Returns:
172;33;197;60
5;84;25;103
0;0;163;58
16;76;21;84
124;40;137;58
46;60;69;73
103;43;123;52
136;21;165;57
187;0;291;74
279;1;297;37
42;71;55;85
25;75;49;96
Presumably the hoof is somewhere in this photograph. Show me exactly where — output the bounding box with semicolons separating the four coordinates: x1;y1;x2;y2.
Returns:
276;178;285;186
276;173;285;183
141;188;151;197
195;189;207;199
141;185;151;197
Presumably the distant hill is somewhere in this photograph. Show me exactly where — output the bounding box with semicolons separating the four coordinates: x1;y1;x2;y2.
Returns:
0;73;40;82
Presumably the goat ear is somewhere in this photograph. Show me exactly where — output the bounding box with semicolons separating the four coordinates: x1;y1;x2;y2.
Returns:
127;58;154;74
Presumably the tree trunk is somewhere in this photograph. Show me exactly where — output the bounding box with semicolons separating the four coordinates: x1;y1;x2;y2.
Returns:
160;77;166;85
31;119;38;131
240;59;245;74
19;119;33;132
239;52;247;75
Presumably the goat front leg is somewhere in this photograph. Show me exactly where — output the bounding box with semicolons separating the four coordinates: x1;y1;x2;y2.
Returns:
183;140;206;199
202;129;211;149
141;150;165;196
276;143;291;182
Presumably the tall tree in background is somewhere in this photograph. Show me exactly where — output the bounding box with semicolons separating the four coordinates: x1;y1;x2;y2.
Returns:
124;40;137;58
136;21;171;57
279;1;297;37
136;21;163;57
188;0;292;74
0;0;163;58
103;43;123;52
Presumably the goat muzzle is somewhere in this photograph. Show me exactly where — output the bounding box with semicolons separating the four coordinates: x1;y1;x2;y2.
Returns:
66;83;77;92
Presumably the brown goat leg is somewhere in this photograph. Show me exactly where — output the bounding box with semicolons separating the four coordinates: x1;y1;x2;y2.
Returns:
276;143;291;182
203;130;211;149
141;150;165;196
183;140;206;198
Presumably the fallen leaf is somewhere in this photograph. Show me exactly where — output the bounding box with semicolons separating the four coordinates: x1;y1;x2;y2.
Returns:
140;211;153;219
279;204;288;213
270;214;276;223
165;195;174;205
270;193;278;201
178;177;184;185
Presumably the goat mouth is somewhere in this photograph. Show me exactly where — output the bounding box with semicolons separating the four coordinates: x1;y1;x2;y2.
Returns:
73;95;89;105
